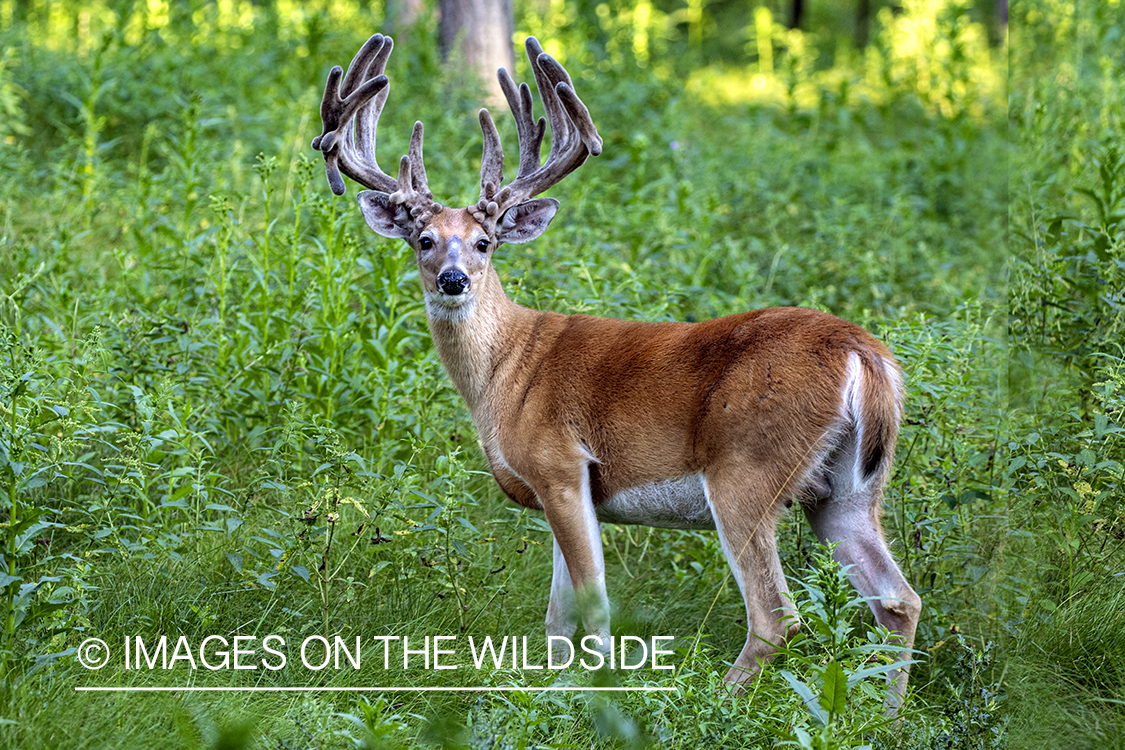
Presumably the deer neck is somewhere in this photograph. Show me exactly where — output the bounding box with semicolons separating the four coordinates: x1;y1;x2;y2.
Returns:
425;265;532;415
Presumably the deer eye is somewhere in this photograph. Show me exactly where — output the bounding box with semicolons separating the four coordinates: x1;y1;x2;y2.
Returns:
419;236;433;251
476;239;490;253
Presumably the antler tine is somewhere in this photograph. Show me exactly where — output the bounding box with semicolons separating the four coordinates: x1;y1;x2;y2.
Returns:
478;109;504;201
383;121;438;224
554;81;602;157
396;153;412;190
341;33;389;97
406;121;430;196
524;38;573;159
312;33;408;196
351;34;394;169
479;36;601;218
538;56;602;156
493;70;546;188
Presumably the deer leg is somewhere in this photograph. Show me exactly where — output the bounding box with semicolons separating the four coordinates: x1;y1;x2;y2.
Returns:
533;463;611;656
545;537;579;664
802;485;921;707
704;472;799;686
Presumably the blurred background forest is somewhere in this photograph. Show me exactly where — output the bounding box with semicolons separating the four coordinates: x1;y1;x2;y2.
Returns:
0;0;1087;748
1009;1;1125;747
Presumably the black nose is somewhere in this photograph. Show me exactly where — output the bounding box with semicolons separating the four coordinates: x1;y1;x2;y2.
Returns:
437;269;469;295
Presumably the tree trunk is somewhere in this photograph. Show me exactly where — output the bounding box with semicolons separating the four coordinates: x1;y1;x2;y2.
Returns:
438;0;514;106
788;0;804;30
855;0;871;48
386;0;425;34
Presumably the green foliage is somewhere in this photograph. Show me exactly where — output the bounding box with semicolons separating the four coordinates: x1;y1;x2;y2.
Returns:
771;546;913;749
1009;1;1125;746
0;48;28;143
0;0;1012;747
929;638;1005;750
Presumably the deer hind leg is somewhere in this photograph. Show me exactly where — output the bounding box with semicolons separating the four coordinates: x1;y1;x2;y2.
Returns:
704;470;799;686
802;480;921;707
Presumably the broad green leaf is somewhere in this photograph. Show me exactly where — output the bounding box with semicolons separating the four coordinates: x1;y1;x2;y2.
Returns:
818;660;847;716
847;658;913;687
226;553;243;573
780;670;828;726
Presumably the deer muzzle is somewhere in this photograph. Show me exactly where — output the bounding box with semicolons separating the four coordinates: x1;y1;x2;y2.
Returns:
437;268;470;296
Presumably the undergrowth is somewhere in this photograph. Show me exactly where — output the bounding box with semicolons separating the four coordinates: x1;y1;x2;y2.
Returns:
0;0;1025;747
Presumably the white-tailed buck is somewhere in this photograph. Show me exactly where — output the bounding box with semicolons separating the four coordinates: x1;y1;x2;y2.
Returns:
313;34;921;702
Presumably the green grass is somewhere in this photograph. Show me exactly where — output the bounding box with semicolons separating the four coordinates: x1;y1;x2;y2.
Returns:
1006;1;1125;747
0;0;1084;747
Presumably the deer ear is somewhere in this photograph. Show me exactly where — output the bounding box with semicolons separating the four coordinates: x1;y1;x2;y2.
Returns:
358;191;414;239
496;198;560;244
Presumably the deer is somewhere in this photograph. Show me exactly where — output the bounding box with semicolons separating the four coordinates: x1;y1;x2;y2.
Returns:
311;33;922;705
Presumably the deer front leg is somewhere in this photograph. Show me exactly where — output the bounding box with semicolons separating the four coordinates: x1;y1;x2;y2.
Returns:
534;464;610;660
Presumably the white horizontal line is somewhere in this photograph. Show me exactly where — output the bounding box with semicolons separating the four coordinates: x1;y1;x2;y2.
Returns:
75;686;677;693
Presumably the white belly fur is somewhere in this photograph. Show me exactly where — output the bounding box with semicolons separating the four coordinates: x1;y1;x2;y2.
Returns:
595;474;716;530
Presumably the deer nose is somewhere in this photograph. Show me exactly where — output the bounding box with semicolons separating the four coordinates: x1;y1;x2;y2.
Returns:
437;269;470;296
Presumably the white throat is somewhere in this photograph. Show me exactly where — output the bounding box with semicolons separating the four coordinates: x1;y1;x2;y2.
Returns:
424;290;478;323
425;283;505;412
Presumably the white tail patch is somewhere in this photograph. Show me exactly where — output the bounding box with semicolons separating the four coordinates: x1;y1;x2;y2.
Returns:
840;351;864;422
839;352;866;491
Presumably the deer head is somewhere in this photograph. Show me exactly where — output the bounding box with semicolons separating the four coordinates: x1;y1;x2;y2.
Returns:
312;34;602;319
